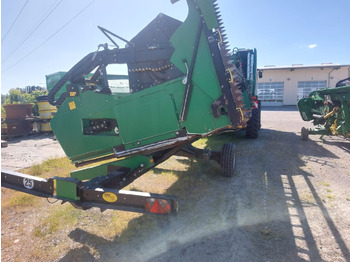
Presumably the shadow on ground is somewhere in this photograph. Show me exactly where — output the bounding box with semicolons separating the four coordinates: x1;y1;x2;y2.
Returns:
58;129;350;262
320;137;350;154
4;133;55;144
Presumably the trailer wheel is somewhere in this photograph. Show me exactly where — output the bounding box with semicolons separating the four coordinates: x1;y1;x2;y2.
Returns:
220;143;236;177
245;107;259;139
301;127;309;141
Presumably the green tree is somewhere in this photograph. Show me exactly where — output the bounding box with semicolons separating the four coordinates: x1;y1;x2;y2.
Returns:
22;90;47;116
8;89;24;104
2;88;48;116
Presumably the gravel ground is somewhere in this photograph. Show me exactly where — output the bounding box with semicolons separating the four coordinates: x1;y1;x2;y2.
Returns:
1;106;350;262
1;134;65;170
105;107;350;262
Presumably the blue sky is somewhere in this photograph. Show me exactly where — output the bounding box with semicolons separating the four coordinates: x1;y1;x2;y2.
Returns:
1;0;350;94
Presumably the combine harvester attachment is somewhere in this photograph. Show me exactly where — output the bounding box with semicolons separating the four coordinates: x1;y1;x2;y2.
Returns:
298;77;350;140
2;0;253;214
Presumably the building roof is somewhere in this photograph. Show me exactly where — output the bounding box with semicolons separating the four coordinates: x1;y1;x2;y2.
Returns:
258;63;350;71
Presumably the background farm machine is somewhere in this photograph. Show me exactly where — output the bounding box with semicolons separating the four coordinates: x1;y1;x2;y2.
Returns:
298;77;350;140
2;0;260;214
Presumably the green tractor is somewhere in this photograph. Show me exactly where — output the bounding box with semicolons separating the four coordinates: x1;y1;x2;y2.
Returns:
2;0;260;214
297;77;350;140
231;48;261;138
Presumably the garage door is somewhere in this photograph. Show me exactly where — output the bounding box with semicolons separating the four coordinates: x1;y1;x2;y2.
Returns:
297;81;327;100
257;82;284;106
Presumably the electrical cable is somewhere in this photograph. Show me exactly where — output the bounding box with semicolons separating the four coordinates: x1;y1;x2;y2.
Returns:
1;0;30;43
2;0;64;64
2;0;96;73
46;197;59;204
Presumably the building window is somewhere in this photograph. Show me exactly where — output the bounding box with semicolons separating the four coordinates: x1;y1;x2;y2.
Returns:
297;80;327;100
257;82;284;102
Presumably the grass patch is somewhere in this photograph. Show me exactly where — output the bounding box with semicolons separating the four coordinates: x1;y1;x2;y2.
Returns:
320;182;330;187
29;164;45;176
2;191;36;208
300;193;316;204
128;170;179;194
326;194;335;200
33;204;83;237
22;157;75;179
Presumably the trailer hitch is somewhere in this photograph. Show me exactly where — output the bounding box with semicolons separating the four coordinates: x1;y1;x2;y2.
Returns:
1;169;178;214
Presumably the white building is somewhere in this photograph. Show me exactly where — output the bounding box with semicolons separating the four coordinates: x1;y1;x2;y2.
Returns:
257;64;350;106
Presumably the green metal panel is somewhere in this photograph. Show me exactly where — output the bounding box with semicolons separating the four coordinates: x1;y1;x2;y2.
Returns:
55;178;80;201
51;80;184;162
114;89;180;145
170;0;200;75
252;48;258;96
297;98;315;121
46;72;68;101
196;0;219;29
170;0;231;132
50;93;122;162
184;82;229;133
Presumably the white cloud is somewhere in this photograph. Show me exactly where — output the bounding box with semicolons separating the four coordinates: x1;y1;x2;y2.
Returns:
308;44;317;49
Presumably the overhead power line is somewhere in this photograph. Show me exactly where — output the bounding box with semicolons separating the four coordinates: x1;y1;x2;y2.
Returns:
2;0;65;64
2;0;97;73
2;0;30;43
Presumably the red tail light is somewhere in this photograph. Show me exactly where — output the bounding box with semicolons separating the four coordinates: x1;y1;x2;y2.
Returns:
145;198;171;214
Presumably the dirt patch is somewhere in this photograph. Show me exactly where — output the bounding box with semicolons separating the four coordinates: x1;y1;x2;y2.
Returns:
1;134;66;170
1;107;350;262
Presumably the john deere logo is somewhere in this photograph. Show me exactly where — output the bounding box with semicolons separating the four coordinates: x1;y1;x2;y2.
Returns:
102;192;118;203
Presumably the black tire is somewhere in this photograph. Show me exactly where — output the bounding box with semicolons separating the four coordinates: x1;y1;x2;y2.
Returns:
245;107;259;138
301;127;309;141
220;143;236;177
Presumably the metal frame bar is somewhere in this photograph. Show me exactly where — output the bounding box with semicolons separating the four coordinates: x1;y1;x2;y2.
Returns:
1;169;54;198
204;24;241;126
98;25;134;48
1;169;178;214
179;18;203;122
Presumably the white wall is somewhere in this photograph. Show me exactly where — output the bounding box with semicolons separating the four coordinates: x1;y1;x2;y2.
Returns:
258;65;350;105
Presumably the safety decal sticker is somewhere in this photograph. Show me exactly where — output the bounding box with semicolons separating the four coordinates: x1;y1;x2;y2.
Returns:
102;192;118;203
68;101;76;110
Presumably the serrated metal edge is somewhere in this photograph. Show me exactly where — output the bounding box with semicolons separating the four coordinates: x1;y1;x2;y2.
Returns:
212;0;249;125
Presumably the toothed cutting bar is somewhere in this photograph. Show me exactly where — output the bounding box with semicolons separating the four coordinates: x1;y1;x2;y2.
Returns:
212;0;248;124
